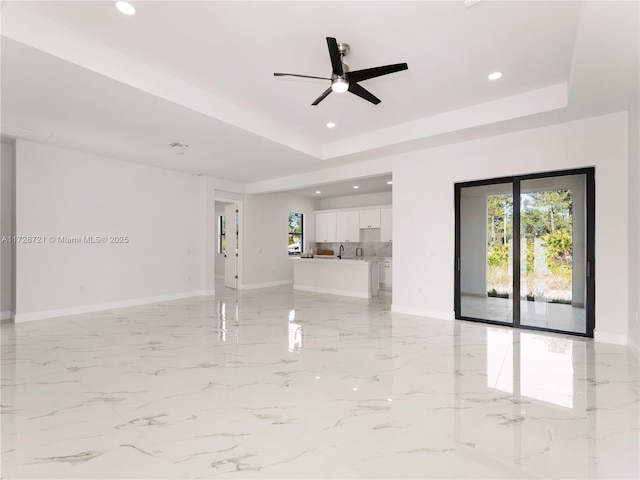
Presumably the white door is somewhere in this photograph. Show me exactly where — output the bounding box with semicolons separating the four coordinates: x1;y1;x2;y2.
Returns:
224;203;238;289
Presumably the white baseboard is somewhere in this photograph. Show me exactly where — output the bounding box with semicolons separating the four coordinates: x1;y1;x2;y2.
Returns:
294;285;370;299
240;279;293;290
1;310;14;320
14;290;215;323
391;304;455;321
594;330;628;346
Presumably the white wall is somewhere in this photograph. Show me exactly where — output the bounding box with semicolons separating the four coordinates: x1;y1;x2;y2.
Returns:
460;191;487;296
14;140;210;321
319;191;392;210
201;176;216;296
392;112;630;344
242;192;318;288
628;99;640;355
1;142;15;319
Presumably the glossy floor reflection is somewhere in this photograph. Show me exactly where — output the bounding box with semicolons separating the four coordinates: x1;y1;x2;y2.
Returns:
1;285;638;479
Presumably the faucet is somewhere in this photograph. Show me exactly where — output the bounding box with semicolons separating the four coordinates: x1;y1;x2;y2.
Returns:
338;244;344;259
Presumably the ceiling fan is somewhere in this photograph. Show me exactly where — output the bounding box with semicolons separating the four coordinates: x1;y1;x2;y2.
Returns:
274;37;408;106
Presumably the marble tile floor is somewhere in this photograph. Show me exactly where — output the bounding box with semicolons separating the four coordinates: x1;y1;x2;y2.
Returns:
1;284;638;479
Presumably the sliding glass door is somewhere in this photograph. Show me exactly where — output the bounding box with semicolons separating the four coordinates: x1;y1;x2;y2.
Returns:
457;181;514;324
455;169;595;337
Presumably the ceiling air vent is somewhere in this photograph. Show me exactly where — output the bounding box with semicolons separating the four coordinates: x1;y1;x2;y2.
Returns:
168;141;189;156
463;0;482;8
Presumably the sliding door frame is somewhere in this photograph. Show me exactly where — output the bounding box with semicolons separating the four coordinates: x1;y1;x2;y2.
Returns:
454;167;595;338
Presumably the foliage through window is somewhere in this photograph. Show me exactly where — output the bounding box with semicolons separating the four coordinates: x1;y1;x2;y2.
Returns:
288;212;303;255
486;189;574;301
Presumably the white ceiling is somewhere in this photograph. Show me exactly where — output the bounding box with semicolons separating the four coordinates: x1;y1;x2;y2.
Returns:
290;173;393;199
1;0;638;197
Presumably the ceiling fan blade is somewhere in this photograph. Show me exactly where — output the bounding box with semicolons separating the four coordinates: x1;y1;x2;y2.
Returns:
326;37;344;77
347;82;381;105
347;63;408;83
274;73;331;80
312;87;333;106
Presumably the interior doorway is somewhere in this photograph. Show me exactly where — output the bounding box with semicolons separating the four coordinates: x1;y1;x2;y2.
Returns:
224;203;239;289
454;168;595;337
214;200;241;290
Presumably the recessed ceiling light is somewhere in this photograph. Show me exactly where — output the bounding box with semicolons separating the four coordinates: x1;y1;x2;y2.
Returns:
326;122;336;128
387;181;393;185
315;190;321;194
463;0;482;9
116;1;136;16
353;186;359;189
488;71;502;80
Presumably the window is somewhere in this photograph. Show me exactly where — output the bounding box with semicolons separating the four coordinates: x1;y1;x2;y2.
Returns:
218;215;226;254
288;212;303;255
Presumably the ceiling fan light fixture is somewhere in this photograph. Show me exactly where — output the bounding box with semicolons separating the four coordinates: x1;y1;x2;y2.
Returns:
331;78;349;93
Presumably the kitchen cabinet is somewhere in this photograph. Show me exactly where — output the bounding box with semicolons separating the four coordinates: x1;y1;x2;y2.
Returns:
379;259;392;288
380;207;392;242
336;211;360;242
315;212;336;243
359;209;381;229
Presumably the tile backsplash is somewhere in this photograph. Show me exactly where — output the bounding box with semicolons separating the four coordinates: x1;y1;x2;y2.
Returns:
310;242;392;258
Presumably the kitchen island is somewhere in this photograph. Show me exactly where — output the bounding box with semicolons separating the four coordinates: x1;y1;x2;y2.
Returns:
292;257;381;298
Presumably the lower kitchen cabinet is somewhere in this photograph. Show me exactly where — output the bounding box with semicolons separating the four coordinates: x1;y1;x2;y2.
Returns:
379;259;392;289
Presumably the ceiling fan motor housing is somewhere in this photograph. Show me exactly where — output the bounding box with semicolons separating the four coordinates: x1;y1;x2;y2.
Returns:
338;43;350;56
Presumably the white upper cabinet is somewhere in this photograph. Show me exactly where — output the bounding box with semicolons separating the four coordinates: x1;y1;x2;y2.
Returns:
380;207;392;242
315;212;337;243
359;209;381;229
336;211;360;242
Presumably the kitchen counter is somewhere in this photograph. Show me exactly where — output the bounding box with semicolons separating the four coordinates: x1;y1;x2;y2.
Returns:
292;256;384;264
291;256;380;298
